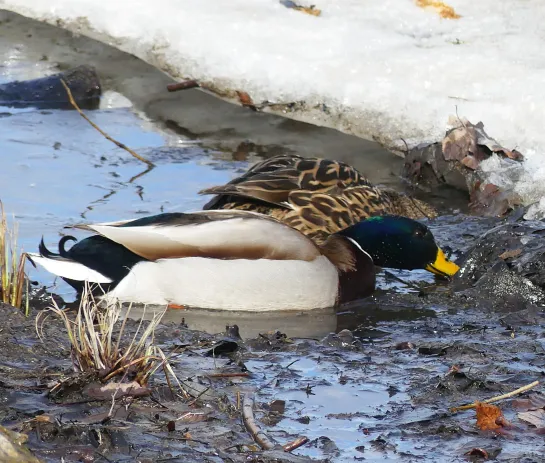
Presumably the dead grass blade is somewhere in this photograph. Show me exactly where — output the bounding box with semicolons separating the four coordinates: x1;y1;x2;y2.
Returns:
0;201;27;311
36;283;168;386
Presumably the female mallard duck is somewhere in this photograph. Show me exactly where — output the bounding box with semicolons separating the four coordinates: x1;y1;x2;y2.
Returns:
200;154;437;244
27;210;458;311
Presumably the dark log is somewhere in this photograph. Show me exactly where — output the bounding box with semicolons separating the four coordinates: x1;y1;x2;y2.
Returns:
0;65;101;109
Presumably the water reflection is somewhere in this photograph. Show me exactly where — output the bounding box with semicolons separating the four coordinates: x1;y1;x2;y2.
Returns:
120;297;441;340
125;305;338;340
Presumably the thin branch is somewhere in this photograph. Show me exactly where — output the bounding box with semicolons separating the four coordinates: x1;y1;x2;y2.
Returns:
450;380;540;413
283;436;309;452
167;80;200;92
60;79;154;167
242;393;277;450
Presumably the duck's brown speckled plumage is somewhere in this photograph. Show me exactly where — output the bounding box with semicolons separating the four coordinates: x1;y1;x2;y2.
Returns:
200;154;436;244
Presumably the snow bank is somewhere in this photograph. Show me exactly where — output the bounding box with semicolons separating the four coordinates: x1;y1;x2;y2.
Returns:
1;0;545;213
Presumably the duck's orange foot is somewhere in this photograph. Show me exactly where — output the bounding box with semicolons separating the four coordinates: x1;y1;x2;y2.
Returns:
167;303;187;310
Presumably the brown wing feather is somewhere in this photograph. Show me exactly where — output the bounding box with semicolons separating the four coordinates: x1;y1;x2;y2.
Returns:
200;154;437;242
200;155;372;209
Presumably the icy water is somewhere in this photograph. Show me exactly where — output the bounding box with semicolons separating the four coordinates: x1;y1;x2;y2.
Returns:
3;11;544;463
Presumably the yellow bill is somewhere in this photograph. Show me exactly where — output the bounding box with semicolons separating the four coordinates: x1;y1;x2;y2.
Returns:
425;248;459;278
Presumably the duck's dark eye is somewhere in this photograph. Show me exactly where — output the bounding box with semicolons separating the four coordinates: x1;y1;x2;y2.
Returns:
413;228;425;238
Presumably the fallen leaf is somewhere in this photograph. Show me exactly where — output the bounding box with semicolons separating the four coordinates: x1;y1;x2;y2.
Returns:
280;0;321;16
236;91;257;110
512;394;545;410
269;399;286;414
504;149;524;161
498;249;522;260
475;402;504;431
33;415;52;423
294;5;321;16
415;0;460;19
465;448;489;459
176;412;210;423
461;155;480;170
442;125;478;162
84;381;150;400
518;409;545;428
395;341;415;350
77;407;130;425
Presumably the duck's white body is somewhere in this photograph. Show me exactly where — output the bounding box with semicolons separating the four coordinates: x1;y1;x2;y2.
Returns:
102;255;338;310
28;210;340;311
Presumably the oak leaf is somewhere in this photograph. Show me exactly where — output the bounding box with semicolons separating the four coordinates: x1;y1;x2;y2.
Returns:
475;402;504;431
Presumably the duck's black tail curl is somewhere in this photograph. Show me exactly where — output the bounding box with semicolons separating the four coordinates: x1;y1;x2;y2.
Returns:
59;236;77;257
38;237;57;258
37;235;77;259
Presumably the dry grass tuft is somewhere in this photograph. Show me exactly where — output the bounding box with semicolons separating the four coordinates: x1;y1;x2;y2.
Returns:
0;201;28;312
37;284;169;386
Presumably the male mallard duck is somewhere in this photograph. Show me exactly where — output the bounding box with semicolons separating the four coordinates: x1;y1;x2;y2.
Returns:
200;154;437;244
27;210;458;311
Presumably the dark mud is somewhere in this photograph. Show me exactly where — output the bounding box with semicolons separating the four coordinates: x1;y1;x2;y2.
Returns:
0;214;543;463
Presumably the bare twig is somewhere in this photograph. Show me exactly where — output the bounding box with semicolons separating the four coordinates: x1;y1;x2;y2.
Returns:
167;80;200;92
283;436;309;452
399;137;410;157
187;386;211;406
128;165;154;184
242;393;277;450
60;79;154;167
450;380;540;413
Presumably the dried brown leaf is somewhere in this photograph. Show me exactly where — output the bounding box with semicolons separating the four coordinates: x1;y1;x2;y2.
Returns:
475;402;504;431
442;125;477;162
444;117;524;168
176;412;210;423
236;91;256;109
512;394;545;410
518;409;545;428
84;381;150;400
281;1;321;16
465;448;489;459
461;155;479;170
269;399;286;414
505;149;524;161
499;249;522;260
295;5;321;16
415;0;460;19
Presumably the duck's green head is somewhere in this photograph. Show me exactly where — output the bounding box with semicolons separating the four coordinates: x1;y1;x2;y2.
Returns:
338;216;459;278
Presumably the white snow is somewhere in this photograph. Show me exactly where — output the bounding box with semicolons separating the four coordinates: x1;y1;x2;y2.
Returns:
1;0;545;213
